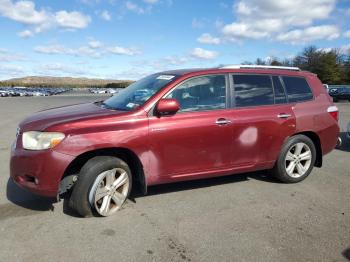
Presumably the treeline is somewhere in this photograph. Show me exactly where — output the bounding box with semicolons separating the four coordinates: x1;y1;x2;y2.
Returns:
0;76;133;89
243;46;350;85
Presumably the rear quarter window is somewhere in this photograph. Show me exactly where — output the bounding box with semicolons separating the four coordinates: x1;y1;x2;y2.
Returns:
282;76;313;103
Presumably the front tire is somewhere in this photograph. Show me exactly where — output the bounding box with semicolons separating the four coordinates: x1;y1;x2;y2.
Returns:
272;135;316;183
69;156;132;217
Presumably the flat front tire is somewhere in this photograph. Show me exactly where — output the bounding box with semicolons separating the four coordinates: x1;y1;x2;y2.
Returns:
69;156;132;217
272;135;316;183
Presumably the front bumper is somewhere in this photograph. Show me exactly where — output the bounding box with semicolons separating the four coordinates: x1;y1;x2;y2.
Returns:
10;139;74;197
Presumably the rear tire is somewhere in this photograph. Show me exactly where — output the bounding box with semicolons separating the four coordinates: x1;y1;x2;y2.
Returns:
69;156;132;217
272;135;316;183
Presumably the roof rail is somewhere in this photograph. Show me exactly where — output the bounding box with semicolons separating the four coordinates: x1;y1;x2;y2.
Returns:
219;65;301;71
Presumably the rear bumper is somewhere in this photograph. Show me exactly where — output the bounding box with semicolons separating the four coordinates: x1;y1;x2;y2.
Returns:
10;141;74;197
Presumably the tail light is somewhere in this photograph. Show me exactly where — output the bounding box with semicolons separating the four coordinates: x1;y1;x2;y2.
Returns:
327;106;339;122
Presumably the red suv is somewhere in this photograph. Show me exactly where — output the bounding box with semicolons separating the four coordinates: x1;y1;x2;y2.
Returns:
10;66;339;217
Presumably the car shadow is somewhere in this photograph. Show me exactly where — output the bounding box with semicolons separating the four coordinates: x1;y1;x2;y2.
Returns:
6;178;84;218
130;170;280;200
1;179;57;221
342;247;350;260
6;178;56;212
336;132;350;153
6;170;279;217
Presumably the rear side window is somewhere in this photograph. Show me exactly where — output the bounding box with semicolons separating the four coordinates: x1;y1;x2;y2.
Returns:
282;76;313;103
272;76;287;104
233;75;274;107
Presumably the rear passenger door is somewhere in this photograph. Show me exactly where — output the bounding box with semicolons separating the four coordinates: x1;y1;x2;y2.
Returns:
229;74;297;167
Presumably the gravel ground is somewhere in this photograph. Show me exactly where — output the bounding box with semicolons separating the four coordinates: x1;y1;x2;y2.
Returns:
0;93;349;262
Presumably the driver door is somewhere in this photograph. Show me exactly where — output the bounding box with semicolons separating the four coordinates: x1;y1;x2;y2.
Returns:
148;74;234;178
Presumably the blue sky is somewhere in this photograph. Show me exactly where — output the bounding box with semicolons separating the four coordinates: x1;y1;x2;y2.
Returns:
0;0;349;80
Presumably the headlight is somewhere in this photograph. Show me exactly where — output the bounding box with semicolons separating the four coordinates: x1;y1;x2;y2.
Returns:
22;131;65;150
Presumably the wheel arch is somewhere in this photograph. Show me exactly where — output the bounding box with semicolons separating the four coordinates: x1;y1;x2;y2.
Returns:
61;147;147;195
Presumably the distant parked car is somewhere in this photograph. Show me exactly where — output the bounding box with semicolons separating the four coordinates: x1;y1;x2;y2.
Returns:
0;87;71;97
323;84;329;92
0;90;8;97
328;87;350;102
11;65;340;217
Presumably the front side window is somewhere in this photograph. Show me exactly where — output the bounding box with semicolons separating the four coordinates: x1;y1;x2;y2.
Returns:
103;73;179;111
166;75;226;112
282;76;313;103
233;75;274;107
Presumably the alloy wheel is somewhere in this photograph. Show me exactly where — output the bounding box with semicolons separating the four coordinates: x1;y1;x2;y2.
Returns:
285;142;312;178
89;168;130;216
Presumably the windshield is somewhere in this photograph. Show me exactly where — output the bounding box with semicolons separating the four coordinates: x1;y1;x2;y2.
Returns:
102;73;179;111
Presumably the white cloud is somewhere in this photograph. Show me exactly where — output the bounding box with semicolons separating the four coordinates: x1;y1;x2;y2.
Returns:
197;33;221;45
219;0;337;42
34;44;101;58
339;44;350;54
55;11;91;29
39;63;92;76
126;1;145;14
344;31;350;38
234;0;335;26
0;64;24;78
191;48;218;60
276;25;340;44
34;44;75;55
222;22;269;40
17;29;34;38
100;10;111;21
0;0;91;36
192;18;205;29
318;45;350;55
143;0;159;4
151;56;189;70
88;40;103;49
80;0;100;5
34;41;142;58
0;0;48;24
106;46;141;56
0;48;26;61
345;8;350;16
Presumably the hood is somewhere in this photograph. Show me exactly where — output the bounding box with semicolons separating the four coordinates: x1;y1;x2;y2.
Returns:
19;102;126;131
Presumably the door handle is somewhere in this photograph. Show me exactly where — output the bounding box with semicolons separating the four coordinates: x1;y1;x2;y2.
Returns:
277;113;291;119
215;118;232;125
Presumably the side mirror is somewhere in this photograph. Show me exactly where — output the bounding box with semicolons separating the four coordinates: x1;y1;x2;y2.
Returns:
156;98;180;116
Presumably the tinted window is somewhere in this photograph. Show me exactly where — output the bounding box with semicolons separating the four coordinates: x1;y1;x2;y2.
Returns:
233;75;273;107
166;75;226;112
282;76;313;103
272;76;287;104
